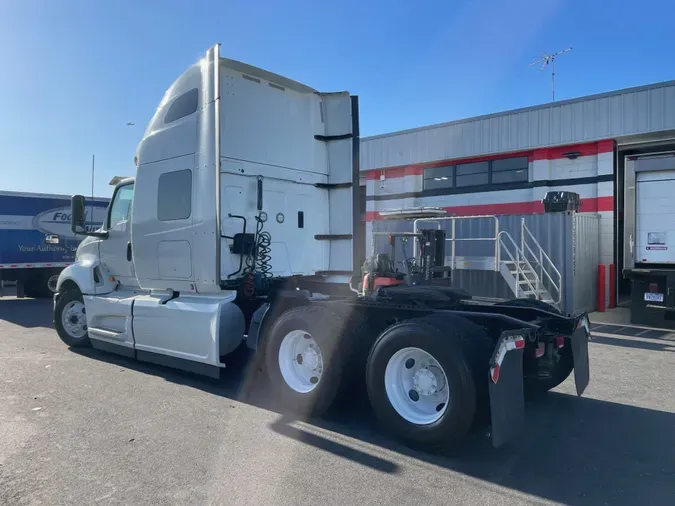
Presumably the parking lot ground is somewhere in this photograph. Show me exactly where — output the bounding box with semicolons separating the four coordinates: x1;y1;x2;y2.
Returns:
2;297;675;505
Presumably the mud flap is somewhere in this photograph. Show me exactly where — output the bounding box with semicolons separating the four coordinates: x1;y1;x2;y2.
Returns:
488;330;528;448
571;325;590;396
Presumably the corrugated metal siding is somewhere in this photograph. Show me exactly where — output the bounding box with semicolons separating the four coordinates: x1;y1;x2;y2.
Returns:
361;81;675;170
371;212;600;314
572;214;600;314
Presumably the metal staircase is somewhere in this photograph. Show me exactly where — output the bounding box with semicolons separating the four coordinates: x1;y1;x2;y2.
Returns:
412;215;563;308
497;220;562;306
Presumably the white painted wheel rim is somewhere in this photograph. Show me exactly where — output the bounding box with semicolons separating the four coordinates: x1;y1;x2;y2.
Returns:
384;347;450;425
278;330;324;393
62;301;87;339
47;275;59;293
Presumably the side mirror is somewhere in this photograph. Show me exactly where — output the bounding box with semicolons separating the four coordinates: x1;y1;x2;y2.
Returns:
44;234;60;245
71;195;87;234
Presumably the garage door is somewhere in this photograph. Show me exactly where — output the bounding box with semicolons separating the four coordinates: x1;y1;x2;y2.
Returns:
636;169;675;264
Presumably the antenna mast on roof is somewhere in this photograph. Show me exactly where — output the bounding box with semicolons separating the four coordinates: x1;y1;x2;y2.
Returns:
530;47;572;102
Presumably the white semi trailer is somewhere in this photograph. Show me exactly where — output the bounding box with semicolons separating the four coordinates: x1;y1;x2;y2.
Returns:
623;151;675;327
53;45;591;451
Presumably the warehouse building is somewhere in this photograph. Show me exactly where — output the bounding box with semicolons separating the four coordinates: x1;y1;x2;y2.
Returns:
360;80;675;320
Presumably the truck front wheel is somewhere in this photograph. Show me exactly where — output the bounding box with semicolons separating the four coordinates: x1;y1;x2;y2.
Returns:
264;305;347;417
366;314;493;452
54;290;91;348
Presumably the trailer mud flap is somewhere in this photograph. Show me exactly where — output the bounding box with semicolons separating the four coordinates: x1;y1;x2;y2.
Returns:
488;330;527;448
571;326;590;396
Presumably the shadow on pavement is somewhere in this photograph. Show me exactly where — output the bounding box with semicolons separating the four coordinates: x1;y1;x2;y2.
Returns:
72;344;675;506
592;334;675;353
0;297;53;328
268;416;398;473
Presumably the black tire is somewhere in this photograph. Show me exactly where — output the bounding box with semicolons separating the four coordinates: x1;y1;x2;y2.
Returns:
54;289;91;348
527;347;574;394
42;272;60;298
366;314;493;452
501;298;572;394
263;305;348;417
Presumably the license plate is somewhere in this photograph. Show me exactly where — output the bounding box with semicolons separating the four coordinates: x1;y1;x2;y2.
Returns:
644;292;664;302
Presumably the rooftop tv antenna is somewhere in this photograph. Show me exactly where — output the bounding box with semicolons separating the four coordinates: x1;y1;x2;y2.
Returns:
530;47;572;102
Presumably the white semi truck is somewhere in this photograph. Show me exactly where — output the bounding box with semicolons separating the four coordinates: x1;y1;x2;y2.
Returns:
53;45;591;451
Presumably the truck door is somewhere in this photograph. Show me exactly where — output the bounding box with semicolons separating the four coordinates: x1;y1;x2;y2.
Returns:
98;182;137;290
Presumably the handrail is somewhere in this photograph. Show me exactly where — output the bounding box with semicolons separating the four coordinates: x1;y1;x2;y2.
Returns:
413;215;500;270
497;231;540;297
521;237;561;304
404;214;562;304
521;220;563;304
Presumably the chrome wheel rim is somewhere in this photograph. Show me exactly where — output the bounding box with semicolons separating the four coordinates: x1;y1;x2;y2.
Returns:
47;275;59;293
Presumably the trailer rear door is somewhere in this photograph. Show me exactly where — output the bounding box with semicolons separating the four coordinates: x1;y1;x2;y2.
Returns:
636;169;675;264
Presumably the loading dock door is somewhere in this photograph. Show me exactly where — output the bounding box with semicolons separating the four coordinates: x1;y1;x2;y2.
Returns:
635;169;675;264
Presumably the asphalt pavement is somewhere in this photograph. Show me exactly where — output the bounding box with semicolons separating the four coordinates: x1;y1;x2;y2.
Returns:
1;296;674;505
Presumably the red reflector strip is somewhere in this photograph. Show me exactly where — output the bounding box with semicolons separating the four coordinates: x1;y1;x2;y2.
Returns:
490;334;526;384
491;364;500;383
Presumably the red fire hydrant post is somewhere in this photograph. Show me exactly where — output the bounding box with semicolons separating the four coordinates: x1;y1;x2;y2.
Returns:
597;264;606;313
608;264;616;309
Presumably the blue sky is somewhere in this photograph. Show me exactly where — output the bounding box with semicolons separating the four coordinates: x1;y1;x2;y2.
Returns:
1;0;674;197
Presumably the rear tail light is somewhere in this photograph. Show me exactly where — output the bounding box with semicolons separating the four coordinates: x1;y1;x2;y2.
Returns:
535;343;545;358
555;335;565;349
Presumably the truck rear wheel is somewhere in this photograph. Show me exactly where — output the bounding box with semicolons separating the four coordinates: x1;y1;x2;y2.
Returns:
366;314;493;452
45;273;59;296
264;305;347;417
54;290;91;348
500;298;573;394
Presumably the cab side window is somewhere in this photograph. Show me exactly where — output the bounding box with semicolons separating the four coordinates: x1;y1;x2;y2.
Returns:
108;184;134;229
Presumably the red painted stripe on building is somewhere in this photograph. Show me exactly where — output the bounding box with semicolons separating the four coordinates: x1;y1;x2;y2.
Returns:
366;196;613;221
531;139;614;161
363;140;615;181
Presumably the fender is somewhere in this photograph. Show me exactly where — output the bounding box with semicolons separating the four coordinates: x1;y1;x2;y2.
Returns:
56;258;117;295
245;290;313;351
246;303;270;351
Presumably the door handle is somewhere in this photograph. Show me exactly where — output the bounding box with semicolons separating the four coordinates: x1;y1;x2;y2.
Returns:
127;242;132;261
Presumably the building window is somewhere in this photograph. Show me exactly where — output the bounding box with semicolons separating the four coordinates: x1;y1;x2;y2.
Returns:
158;169;192;221
456;161;489;187
421;155;529;191
491;156;529;184
164;88;199;124
423;165;454;189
